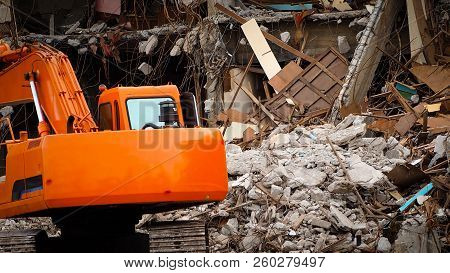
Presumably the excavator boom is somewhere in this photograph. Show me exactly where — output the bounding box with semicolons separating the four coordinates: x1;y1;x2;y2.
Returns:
0;43;97;134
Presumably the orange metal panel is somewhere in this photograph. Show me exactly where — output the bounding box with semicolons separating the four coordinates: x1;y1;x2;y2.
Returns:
41;129;227;208
0;142;26;205
24;139;43;181
0;196;47;218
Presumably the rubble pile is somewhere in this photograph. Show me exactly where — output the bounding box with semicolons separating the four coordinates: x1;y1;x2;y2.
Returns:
148;115;448;253
0;217;59;237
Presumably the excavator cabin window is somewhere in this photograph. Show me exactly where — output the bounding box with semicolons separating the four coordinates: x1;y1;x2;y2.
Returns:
98;103;113;131
126;97;176;130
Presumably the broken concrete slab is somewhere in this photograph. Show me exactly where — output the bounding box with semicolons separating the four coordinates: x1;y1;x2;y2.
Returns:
377;237;391;252
329;124;366;145
227;150;267;175
330;206;354;231
337;36;351;54
347;154;385;188
292;168;327;187
241;231;262;251
311;218;331;229
221;218;239;235
327;180;354;194
269;133;291;149
138;62;153;75
393;222;440;253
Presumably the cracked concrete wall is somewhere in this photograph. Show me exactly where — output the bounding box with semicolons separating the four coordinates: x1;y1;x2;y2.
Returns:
331;0;403;121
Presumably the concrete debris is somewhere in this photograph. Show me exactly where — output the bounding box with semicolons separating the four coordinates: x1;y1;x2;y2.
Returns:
89;22;107;33
0;105;13;117
0;218;58;236
144;35;158;55
347;155;385;188
337;36;351;54
330;206;354;231
259;25;269;33
269;133;290;149
0;0;11;23
182;27;199;54
280;32;290;43
393;217;441;253
377;237;391;252
282;240;297;251
221;218;239;235
65;21;81;35
2;0;448;255
138;62;153;75
356;16;370;26
213;5;368;25
143;113;450;253
77;47;88;55
138;35;159;55
227;150;267;175
293;168;327;187
230;173;252;190
311;218;331;229
328;124;366;145
327;180;353;194
88;36;97;44
67;39;80;47
170;38;185;57
241;231;262;251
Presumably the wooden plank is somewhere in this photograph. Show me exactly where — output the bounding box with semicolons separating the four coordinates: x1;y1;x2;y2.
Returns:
410;65;450;93
297;75;332;104
263;81;271;99
265;49;335;110
289;50;345;109
232;79;279;124
268;61;303;93
388;83;418;117
241;19;281;79
394;112;418;136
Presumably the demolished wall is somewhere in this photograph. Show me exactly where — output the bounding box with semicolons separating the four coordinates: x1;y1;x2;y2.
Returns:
331;0;402;120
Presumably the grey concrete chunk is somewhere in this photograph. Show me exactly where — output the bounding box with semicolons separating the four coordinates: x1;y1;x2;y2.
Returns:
329;124;366;145
311;218;331;229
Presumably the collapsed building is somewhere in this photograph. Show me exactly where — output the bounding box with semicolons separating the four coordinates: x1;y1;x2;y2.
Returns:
0;0;449;252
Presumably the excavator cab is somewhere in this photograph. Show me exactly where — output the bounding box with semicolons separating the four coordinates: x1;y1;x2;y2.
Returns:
97;85;200;131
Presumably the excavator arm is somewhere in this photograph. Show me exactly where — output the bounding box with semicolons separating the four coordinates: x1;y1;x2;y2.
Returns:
0;43;97;134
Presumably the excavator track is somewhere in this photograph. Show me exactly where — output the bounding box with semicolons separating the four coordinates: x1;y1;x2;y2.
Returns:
148;220;209;253
0;229;47;253
0;220;209;253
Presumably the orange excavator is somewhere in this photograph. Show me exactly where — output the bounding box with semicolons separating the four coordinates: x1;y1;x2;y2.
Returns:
0;42;228;252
